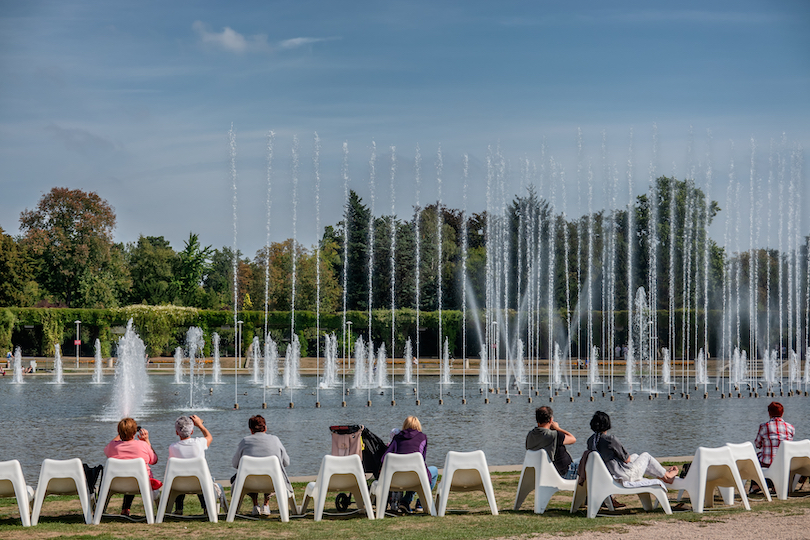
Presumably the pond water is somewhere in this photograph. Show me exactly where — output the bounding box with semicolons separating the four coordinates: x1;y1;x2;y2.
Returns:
1;375;807;484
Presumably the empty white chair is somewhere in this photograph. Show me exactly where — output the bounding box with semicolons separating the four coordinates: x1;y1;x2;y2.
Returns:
300;454;374;521
570;452;671;519
371;452;436;519
156;456;219;523
226;455;297;522
435;450;498;517
514;449;576;514
93;458;156;524
31;458;93;525
670;446;749;513
762;439;810;500
0;460;34;527
717;442;772;504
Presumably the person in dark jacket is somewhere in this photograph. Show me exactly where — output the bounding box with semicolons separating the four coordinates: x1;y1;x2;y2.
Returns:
381;415;438;513
526;406;577;478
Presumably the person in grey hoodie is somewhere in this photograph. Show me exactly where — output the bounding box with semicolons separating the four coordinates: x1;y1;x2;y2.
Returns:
231;415;291;516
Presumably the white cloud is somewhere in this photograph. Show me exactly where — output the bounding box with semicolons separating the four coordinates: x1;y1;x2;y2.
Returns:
192;21;269;53
279;37;334;49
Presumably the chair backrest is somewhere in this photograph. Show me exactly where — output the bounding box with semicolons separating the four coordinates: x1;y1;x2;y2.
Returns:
164;455;212;493
105;457;147;494
584;451;614;486
725;442;762;479
774;439;810;473
443;450;488;489
0;460;25;498
236;455;284;493
318;454;365;491
689;446;738;486
39;458;84;495
381;452;426;490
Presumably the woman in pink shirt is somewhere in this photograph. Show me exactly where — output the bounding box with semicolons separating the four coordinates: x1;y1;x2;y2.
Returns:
104;417;159;516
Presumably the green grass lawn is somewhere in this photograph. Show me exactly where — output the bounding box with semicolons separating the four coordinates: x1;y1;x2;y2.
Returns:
1;471;808;540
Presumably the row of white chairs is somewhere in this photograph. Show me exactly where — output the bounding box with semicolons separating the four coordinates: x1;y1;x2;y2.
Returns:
0;449;501;526
514;439;810;518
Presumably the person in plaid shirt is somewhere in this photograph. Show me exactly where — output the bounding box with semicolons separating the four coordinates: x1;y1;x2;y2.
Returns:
755;401;795;468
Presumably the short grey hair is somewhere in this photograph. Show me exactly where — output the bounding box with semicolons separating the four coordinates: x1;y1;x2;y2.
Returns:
175;416;193;438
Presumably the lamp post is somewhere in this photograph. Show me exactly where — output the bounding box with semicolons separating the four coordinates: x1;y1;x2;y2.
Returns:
74;320;81;369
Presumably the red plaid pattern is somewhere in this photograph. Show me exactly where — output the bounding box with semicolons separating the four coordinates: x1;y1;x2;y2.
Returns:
755;417;795;467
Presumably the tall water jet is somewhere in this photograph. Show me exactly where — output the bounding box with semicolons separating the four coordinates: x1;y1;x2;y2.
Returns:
283;334;302;389
53;343;64;384
789;349;799;384
695;349;708;386
12;346;23;384
211;332;222;384
264;335;279;388
111;319;150;419
661;347;672;386
478;348;489;386
319;333;338;389
93;338;103;384
173;347;184;384
414;144;422;401
513;338;525;389
763;349;777;388
367;142;376;343
439;337;451;385
389;144;397;403
376;343;388;388
250;336;262;384
588;346;601;386
229;125;240;408
403;337;413;385
186;326;205;409
353;336;367;389
552;342;564;388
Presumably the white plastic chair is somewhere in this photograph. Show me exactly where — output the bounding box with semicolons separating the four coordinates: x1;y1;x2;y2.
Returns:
434;450;498;517
226;455;297;522
570;452;672;519
762;439;810;500
300;454;374;521
93;458;156;524
156;456;219;523
0;460;34;527
670;446;749;512
31;458;93;525
717;442;772;504
514;449;576;514
371;452;436;519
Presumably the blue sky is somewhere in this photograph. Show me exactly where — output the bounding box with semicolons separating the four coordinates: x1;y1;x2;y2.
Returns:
1;0;808;255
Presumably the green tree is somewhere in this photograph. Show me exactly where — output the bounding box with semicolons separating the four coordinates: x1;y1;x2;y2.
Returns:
127;235;176;305
0;226;38;307
173;232;213;306
19;187;127;307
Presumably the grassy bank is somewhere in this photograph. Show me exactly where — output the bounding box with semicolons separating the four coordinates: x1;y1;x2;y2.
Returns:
1;470;808;540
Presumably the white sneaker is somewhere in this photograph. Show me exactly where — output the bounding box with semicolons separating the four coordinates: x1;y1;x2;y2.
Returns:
251;505;262;516
262;504;271;515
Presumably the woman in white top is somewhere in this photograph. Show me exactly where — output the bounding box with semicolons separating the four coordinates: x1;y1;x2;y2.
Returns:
168;415;212;515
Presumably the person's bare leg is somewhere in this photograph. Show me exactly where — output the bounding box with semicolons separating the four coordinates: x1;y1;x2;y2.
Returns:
661;465;679;484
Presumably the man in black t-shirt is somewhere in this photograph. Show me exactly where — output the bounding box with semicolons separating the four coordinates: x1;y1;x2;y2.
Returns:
526;406;576;478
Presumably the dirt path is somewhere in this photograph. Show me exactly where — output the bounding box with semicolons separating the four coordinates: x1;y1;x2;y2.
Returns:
521;508;810;540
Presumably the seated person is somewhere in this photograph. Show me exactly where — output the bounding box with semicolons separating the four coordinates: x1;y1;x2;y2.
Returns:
755;401;795;468
168;414;213;515
232;415;292;516
526;405;577;479
381;415;438;513
587;411;678;485
103;418;159;516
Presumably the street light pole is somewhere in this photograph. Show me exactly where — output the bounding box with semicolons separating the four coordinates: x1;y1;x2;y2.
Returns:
74;320;81;369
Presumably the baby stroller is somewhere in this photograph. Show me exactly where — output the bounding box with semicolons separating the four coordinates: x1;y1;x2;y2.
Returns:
329;425;386;511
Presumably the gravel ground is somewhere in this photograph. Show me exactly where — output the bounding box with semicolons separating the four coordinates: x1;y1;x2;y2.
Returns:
522;508;810;540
